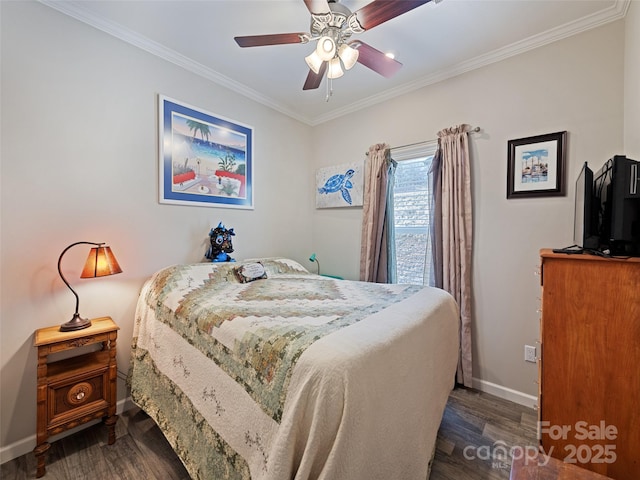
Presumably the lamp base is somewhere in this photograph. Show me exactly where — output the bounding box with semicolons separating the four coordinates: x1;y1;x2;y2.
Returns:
59;314;92;332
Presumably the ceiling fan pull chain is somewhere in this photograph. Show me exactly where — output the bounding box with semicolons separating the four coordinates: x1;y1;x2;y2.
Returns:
325;71;333;102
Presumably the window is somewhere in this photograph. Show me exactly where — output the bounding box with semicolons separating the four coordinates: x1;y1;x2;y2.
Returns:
390;142;437;285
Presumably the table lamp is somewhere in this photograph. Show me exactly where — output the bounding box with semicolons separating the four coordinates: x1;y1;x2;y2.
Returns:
309;253;320;275
57;241;122;332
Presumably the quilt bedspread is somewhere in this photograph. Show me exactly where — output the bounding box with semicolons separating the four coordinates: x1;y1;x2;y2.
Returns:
129;258;459;480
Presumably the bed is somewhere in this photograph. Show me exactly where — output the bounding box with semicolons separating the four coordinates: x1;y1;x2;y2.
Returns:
129;258;459;480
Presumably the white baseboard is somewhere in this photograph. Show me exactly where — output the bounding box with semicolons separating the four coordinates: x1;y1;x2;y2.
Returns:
472;377;538;409
0;396;136;465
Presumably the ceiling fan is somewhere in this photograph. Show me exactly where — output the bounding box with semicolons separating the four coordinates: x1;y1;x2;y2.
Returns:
234;0;431;91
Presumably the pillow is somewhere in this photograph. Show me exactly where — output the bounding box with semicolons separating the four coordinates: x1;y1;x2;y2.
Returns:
234;262;268;283
243;257;311;275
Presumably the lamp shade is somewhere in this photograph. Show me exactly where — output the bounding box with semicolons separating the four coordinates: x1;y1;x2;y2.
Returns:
305;51;324;75
327;57;344;79
338;43;359;70
316;36;336;61
81;246;122;278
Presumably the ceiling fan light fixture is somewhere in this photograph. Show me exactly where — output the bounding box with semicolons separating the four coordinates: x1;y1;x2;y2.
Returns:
338;43;358;70
316;35;336;61
233;0;432;92
305;51;323;74
327;57;344;79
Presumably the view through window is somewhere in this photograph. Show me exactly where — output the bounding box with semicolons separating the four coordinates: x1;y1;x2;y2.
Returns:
391;143;437;285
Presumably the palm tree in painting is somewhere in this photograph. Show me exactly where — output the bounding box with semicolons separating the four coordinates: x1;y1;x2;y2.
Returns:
218;149;237;172
186;120;211;144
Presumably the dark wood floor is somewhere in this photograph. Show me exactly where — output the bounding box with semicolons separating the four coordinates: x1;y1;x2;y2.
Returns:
430;387;538;480
2;387;538;479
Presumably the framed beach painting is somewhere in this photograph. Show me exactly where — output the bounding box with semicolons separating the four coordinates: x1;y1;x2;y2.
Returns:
507;131;566;199
315;160;364;208
158;95;254;209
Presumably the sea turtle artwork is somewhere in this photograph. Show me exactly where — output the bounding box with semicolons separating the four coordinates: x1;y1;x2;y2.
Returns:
205;222;236;262
317;168;355;205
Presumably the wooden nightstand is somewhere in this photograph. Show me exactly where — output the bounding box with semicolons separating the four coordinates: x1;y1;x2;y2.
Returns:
33;316;119;478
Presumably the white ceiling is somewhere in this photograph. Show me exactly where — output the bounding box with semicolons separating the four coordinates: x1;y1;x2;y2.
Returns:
41;0;629;125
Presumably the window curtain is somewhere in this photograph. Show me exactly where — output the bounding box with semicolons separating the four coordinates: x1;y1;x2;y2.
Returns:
429;124;473;388
360;143;396;283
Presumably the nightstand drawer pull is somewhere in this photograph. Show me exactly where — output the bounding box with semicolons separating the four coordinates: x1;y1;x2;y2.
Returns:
67;382;93;405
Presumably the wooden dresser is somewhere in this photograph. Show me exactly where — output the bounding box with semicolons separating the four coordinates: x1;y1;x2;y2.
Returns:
539;250;640;479
510;452;614;480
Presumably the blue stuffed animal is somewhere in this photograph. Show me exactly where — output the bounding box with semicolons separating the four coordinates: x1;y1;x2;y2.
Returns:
205;222;236;262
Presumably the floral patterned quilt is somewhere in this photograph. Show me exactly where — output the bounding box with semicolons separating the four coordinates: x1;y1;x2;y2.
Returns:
129;258;459;480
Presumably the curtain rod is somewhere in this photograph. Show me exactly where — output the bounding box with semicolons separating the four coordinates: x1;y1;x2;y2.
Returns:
366;126;481;155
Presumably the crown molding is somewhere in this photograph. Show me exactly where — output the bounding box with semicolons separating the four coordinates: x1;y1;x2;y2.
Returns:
39;0;629;127
37;0;311;124
311;0;630;125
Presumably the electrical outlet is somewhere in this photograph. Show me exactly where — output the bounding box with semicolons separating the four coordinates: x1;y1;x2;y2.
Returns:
524;345;537;363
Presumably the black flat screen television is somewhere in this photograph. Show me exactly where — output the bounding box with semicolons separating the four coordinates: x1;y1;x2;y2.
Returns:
593;155;640;256
573;162;599;250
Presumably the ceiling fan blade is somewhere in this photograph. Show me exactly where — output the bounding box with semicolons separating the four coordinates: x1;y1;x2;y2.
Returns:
303;0;331;15
303;62;328;90
351;41;402;78
235;33;308;48
353;0;431;31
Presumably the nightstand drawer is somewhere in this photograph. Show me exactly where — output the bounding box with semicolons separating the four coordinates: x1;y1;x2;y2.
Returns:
46;332;112;354
48;368;109;430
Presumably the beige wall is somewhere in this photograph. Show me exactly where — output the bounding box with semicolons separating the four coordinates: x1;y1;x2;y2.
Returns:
1;0;635;463
309;21;625;400
0;1;313;459
625;0;640;157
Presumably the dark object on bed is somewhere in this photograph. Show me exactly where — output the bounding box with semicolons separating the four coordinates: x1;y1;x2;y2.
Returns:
205;222;236;262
